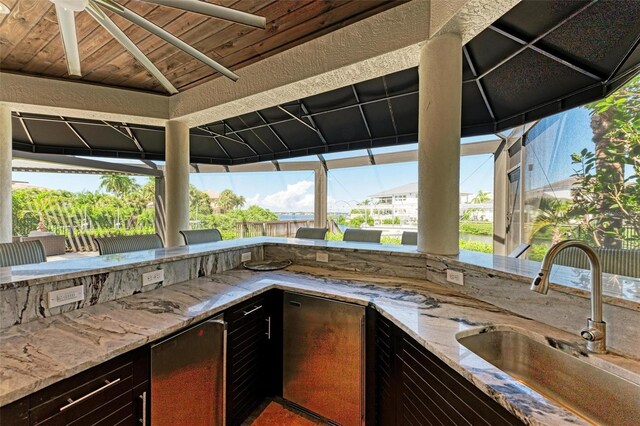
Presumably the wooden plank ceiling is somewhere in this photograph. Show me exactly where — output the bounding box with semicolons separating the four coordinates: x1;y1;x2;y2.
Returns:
0;0;405;94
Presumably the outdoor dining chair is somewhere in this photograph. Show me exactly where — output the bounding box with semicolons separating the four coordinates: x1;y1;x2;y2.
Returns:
94;234;163;255
401;231;418;245
343;229;383;243
0;240;47;267
180;229;223;245
295;227;327;240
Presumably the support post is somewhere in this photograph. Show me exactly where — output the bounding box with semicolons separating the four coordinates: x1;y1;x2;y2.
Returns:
165;120;190;247
314;166;327;229
0;105;12;243
154;176;166;245
417;33;462;255
493;141;508;256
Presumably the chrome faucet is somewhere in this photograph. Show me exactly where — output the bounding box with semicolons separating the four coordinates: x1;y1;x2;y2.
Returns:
530;240;607;353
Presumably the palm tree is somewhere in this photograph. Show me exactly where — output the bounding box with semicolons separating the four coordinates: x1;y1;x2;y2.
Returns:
217;189;245;213
528;198;572;245
471;190;491;204
99;175;139;197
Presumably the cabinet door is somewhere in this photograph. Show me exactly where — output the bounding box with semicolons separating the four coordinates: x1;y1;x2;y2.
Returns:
151;315;226;426
225;292;276;426
370;310;523;426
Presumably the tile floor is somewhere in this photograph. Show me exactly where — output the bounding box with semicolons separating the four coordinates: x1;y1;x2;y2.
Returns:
248;401;326;425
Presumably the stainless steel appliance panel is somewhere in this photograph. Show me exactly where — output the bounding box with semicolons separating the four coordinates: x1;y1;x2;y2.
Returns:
283;293;365;426
151;314;226;426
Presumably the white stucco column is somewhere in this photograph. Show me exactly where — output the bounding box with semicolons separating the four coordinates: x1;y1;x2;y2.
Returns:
0;105;12;243
165;120;190;247
314;166;328;228
417;33;462;255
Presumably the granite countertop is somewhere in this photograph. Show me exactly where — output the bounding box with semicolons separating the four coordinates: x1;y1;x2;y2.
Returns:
1;266;638;425
1;237;638;309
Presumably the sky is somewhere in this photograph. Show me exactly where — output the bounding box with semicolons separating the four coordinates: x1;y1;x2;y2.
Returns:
12;140;495;213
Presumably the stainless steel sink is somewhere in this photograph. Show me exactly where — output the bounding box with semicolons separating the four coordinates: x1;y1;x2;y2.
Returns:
457;329;640;425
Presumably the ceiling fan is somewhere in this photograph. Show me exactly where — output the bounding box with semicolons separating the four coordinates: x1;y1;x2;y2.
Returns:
49;0;267;93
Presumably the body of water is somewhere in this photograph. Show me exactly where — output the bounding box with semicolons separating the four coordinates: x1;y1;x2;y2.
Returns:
277;214;314;221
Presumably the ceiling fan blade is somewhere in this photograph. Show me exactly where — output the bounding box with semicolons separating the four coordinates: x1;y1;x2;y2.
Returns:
54;4;82;76
87;2;178;94
95;0;239;81
141;0;266;29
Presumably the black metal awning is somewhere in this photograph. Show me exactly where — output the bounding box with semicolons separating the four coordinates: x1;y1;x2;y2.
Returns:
11;0;640;166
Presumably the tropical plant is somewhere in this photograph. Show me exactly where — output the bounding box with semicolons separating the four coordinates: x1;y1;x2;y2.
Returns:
528;198;572;244
471;190;491;204
570;74;640;247
99;175;139;197
216;189;246;213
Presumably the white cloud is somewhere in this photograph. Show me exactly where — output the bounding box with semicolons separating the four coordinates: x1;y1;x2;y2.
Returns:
251;180;315;211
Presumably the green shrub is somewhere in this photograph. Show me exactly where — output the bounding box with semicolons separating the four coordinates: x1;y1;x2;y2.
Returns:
459;221;493;236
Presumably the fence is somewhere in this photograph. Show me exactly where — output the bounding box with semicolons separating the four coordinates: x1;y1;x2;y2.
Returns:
236;220;315;238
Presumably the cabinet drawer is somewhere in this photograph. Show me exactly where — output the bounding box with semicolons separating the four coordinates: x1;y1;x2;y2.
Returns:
30;366;133;425
226;295;268;331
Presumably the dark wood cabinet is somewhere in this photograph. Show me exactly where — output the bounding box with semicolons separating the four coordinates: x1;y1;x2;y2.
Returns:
1;347;149;426
368;309;524;426
3;292;529;426
225;290;282;426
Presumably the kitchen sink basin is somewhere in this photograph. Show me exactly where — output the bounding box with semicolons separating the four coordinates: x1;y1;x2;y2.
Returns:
457;329;640;425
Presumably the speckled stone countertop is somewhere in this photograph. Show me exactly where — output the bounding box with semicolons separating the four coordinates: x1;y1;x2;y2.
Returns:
1;266;638;425
1;238;638;309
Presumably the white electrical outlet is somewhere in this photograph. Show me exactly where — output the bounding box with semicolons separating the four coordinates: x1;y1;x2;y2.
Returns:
48;285;85;308
142;269;164;286
316;252;329;262
241;252;252;262
446;269;464;286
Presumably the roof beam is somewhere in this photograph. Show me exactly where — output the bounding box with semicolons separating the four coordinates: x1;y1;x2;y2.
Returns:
466;0;598;84
277;105;317;133
299;101;327;145
0;72;168;126
60;116;92;150
463;46;495;120
14;112;34;145
255;111;289;151
12;150;164;177
483;23;603;82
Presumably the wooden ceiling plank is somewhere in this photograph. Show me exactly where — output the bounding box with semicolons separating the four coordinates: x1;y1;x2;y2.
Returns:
81;8;191;84
44;0;157;77
0;0;21;26
143;0;314;89
0;0;53;62
1;0;405;93
96;10;217;86
106;0;258;87
1;5;58;70
175;0;393;90
18;1;135;75
225;0;405;70
75;5;177;80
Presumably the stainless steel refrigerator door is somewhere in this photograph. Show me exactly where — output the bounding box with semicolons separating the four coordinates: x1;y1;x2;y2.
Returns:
151;314;226;426
283;293;365;426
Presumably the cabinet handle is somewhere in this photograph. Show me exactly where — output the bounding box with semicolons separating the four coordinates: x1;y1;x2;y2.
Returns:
242;305;263;316
265;316;271;340
59;378;121;412
139;391;147;424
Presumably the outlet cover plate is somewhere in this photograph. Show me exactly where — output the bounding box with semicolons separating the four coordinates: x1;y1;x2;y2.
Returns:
316;252;329;262
142;269;164;286
446;269;464;286
48;285;84;308
241;252;252;262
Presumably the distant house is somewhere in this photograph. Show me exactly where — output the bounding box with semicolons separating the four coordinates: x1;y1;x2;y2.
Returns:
363;183;492;224
204;190;222;214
